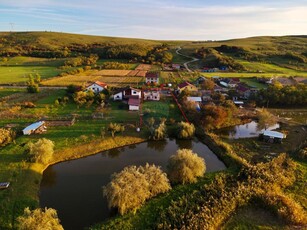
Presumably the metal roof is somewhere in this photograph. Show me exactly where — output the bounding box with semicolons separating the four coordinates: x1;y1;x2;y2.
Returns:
262;130;285;139
23;121;45;133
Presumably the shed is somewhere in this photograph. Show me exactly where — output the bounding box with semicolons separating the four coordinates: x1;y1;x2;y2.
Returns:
260;130;286;143
128;97;140;111
22;121;46;135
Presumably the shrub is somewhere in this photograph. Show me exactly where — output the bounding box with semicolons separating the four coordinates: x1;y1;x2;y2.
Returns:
297;147;307;159
103;164;171;215
0;128;16;147
167;149;206;184
177;122;195;139
17;207;63;230
103;165;150;215
140;163;171;197
27;138;55;164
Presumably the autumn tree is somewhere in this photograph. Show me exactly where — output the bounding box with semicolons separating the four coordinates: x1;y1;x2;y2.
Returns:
27;138;55;164
17;207;63;230
0;128;16;147
178;122;195;139
108;123;124;138
167;149;206;184
151;118;167;140
201;79;215;90
257;108;277;130
201;104;228;130
103;164;171;215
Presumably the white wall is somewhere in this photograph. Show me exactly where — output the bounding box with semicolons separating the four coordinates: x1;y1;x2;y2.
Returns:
129;105;139;111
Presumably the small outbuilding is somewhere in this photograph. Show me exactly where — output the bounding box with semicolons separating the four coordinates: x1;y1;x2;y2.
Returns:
128;96;140;111
259;130;286;143
22;121;46;135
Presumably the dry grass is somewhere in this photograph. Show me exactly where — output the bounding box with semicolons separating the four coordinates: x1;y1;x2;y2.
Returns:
95;70;131;76
135;64;152;71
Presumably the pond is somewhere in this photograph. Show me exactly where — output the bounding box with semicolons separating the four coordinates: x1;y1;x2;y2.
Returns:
40;138;226;230
217;121;280;139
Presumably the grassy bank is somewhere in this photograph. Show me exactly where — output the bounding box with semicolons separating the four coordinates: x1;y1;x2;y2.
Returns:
0;135;146;229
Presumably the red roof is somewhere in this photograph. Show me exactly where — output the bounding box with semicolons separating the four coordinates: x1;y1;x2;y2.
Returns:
128;96;140;106
145;72;159;79
178;81;193;89
94;81;107;88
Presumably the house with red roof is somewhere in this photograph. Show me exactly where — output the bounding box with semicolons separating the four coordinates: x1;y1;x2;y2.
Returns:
113;86;141;101
145;72;159;84
177;81;198;93
86;81;108;93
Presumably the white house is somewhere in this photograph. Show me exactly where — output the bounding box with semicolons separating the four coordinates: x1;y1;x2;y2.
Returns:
86;81;107;93
113;87;141;101
145;72;159;84
128;96;140;111
23;121;46;135
143;90;160;101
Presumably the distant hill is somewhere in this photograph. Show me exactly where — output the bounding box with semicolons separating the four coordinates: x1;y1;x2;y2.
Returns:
0;32;306;71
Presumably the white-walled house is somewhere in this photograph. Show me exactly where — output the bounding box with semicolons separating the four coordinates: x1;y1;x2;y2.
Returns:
145;72;159;84
143;90;160;101
86;81;107;93
113;86;141;101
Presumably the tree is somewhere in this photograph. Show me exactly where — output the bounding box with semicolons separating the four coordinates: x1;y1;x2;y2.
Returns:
201;104;228;130
26;74;39;93
139;163;171;197
167;149;206;184
257;108;277;130
162;52;173;63
17;207;63;230
201;79;215;90
151;119;166;140
108;123;124;138
0;128;16;147
27;138;55;164
103;164;170;215
103;165;149;215
178;122;195;139
73;91;87;107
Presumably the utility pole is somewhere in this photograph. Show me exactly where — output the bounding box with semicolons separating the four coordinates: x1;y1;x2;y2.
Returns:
9;23;15;32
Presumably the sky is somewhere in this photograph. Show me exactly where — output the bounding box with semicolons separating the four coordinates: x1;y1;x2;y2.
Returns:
0;0;306;40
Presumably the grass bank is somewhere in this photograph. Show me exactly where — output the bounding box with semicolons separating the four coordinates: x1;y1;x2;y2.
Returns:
0;135;145;229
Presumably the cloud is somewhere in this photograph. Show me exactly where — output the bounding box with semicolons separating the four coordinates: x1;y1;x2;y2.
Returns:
0;0;306;40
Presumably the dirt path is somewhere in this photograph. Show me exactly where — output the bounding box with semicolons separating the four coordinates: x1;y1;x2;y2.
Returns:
175;47;199;72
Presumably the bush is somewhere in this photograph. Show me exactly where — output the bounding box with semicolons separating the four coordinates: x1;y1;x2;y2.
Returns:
17;207;63;230
167;149;206;184
177;122;195;139
103;164;171;215
27;138;55;164
0;128;16;147
297;147;307;159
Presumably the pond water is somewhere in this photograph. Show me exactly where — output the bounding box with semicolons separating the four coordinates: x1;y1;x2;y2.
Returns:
217;121;280;139
40;138;226;230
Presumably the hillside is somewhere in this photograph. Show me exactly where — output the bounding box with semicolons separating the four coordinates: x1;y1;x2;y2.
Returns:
179;36;307;71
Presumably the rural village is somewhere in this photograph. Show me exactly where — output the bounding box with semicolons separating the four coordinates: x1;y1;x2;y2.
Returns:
0;32;306;230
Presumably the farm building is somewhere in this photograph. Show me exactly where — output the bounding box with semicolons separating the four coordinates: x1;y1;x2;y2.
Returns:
113;86;141;100
187;97;202;111
177;81;198;93
259;130;286;143
143;90;160;101
128;96;140;111
145;72;159;84
86;81;107;93
22;121;46;135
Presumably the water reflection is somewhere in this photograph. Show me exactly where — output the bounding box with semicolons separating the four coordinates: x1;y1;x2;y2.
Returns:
175;138;193;149
218;121;280;139
147;140;168;152
40;138;226;230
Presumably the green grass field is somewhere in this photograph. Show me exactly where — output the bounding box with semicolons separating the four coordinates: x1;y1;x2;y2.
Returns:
142;99;181;121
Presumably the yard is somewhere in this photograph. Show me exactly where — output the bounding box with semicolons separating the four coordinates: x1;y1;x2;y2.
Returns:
142;98;182;121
